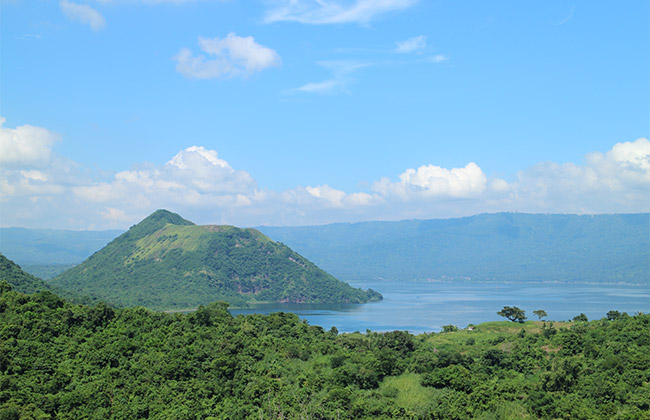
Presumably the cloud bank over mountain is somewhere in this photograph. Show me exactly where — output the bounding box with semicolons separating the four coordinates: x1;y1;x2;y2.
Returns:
1;117;648;229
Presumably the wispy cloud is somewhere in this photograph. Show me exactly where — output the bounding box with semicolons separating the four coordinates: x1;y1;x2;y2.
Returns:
174;33;281;79
553;6;575;26
395;35;426;53
296;61;370;94
265;0;418;25
60;0;106;31
298;79;343;94
427;54;449;63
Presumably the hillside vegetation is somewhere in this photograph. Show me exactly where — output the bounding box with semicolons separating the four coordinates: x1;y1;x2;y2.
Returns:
259;213;649;283
1;282;647;419
0;253;93;305
51;210;381;310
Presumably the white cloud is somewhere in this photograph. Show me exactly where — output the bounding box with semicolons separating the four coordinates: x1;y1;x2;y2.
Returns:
168;145;230;169
174;33;281;79
74;146;257;206
306;185;346;207
101;207;129;222
0;117;60;169
509;138;650;213
1;116;648;229
265;0;418;24
592;137;650;184
60;0;106;31
489;178;510;193
373;162;488;199
395;35;426;53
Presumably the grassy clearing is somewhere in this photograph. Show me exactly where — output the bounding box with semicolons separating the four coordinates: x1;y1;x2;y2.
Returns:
424;320;573;349
380;373;434;411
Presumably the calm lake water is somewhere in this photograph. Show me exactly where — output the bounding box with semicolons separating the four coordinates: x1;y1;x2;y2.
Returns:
230;280;650;334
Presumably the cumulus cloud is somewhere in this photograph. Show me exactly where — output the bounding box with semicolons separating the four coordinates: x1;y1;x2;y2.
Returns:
74;146;257;206
395;35;426;53
265;0;418;24
1;116;648;229
60;0;106;31
0;117;60;169
509;138;650;213
373;162;488;200
174;33;281;79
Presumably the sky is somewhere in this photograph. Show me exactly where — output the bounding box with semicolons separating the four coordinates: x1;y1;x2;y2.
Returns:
1;0;648;230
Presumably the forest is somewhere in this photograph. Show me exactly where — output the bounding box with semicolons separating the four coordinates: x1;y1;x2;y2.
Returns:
1;282;648;420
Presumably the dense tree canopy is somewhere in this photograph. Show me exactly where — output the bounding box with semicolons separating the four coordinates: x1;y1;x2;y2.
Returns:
1;282;648;419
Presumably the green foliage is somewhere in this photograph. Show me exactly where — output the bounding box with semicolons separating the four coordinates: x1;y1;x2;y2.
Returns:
497;306;527;323
533;309;547;320
0;253;92;304
51;210;382;310
2;284;648;419
573;313;589;322
606;310;622;321
0;254;49;295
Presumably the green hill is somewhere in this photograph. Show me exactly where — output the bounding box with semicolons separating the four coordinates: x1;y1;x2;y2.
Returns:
0;253;95;304
51;210;381;310
0;253;53;295
258;213;650;283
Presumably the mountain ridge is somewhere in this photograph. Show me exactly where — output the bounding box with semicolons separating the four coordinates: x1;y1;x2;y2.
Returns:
3;212;647;285
257;212;650;283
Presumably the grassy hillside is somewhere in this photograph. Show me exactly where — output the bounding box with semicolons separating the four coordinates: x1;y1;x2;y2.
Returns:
51;210;381;310
1;284;647;419
259;213;650;283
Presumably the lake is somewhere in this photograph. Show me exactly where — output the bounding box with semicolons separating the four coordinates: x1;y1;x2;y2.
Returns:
230;280;650;334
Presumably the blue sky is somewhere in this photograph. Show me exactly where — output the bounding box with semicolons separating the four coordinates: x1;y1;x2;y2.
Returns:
1;0;648;229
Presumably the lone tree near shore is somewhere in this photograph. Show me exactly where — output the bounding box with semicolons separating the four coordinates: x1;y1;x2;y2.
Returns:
497;306;527;323
533;309;547;320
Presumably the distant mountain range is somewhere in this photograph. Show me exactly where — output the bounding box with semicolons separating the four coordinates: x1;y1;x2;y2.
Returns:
258;213;650;284
0;227;122;279
49;210;381;310
0;227;122;265
2;212;647;285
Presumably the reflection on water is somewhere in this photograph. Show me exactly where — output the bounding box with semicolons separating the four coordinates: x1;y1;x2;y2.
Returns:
230;280;650;334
